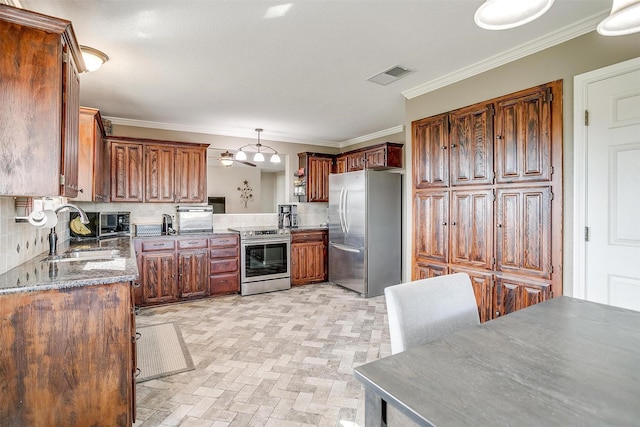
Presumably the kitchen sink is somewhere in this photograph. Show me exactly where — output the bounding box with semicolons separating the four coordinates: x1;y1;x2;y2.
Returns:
42;249;120;263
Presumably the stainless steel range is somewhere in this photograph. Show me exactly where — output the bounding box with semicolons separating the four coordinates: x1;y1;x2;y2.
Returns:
229;226;291;296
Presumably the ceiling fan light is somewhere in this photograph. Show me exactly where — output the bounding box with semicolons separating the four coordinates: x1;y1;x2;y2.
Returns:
220;158;234;167
597;0;640;36
270;153;281;163
253;152;265;162
474;0;555;30
79;45;109;72
235;150;247;161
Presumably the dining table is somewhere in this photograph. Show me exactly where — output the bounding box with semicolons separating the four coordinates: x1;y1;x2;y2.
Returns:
353;296;640;426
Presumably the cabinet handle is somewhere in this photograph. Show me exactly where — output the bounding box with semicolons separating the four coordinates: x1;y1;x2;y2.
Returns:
452;222;456;225
135;332;142;341
496;135;503;139
497;224;502;228
134;306;141;315
78;188;84;193
134;368;141;378
450;144;457;148
441;146;447;150
442;222;447;225
495;311;501;317
133;281;141;288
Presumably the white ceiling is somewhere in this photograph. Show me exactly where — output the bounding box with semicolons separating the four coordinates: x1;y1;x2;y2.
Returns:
16;0;610;147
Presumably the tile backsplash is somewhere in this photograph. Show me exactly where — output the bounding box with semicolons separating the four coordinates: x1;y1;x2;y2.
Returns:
0;196;71;275
0;197;329;276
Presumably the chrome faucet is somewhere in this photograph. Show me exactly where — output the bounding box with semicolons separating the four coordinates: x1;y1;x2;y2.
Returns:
49;203;89;256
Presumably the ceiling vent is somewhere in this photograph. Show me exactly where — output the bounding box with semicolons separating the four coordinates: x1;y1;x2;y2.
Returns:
367;65;414;86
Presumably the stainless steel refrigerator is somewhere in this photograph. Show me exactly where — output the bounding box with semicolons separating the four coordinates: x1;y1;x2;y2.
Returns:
328;169;402;297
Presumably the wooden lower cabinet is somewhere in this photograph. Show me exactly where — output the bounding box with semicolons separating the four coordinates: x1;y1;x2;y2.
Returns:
0;281;135;426
209;234;240;295
414;261;448;279
494;275;551;318
134;234;240;306
450;266;494;323
291;230;328;285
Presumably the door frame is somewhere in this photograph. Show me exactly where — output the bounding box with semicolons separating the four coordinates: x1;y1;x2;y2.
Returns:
573;56;640;299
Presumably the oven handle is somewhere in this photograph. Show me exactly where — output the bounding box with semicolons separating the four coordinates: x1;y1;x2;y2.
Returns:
241;238;291;245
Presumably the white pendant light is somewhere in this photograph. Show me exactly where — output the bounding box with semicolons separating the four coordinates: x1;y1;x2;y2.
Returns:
235;128;280;164
597;0;640;36
474;0;555;30
79;46;109;72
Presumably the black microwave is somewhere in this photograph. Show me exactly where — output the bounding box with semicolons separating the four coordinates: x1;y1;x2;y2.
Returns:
70;211;131;240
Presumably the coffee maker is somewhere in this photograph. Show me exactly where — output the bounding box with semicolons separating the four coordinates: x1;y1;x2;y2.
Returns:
162;214;175;235
278;204;298;229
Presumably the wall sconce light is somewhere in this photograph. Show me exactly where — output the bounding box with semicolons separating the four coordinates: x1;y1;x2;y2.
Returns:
79;45;109;72
597;0;640;36
474;0;555;30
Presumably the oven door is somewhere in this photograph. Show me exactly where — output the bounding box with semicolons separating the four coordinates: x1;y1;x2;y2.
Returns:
240;238;291;283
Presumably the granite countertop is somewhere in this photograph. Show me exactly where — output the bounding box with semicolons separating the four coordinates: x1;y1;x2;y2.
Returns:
0;237;139;295
291;225;328;231
133;229;237;238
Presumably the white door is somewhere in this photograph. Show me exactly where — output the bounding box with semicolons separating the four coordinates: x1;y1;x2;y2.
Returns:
575;58;640;311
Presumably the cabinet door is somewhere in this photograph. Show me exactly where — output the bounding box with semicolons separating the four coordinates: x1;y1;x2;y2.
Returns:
413;113;449;188
307;156;333;202
179;250;209;298
141;252;178;304
496;187;552;279
495;85;552;183
494;276;551;317
413;190;449;263
60;41;80;198
335;155;347;173
450;103;494;186
450;267;494;323
364;146;386;168
110;142;144;202
413;262;448;280
78;108;107;202
347;152;366;171
145;145;175;203
450;190;493;270
175;147;206;203
93;117;108;201
291;241;327;285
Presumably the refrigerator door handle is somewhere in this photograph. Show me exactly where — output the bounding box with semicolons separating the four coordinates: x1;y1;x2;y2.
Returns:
330;242;361;254
338;187;346;234
342;187;349;234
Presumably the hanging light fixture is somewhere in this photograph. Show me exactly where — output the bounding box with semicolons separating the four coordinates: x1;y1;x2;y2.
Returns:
234;128;281;163
219;151;234;167
79;46;109;72
597;0;640;36
474;0;555;30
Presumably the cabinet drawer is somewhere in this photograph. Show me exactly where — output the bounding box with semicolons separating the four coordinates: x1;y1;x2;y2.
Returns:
210;247;238;258
209;274;239;294
178;238;208;250
291;230;325;243
140;239;176;252
209;235;239;247
210;259;238;274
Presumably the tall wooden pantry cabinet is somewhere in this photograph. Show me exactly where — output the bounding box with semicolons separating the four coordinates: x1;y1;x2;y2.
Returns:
412;81;563;322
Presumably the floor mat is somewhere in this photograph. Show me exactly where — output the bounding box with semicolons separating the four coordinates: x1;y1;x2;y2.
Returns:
136;322;194;383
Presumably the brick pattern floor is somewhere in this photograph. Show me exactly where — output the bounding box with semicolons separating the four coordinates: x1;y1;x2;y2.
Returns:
133;282;391;426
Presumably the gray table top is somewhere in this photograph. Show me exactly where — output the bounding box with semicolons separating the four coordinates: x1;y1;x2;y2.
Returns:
354;297;640;426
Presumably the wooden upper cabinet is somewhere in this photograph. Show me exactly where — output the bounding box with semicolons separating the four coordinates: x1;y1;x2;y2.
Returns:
335;155;348;174
109;137;208;203
77;107;108;202
413;190;449;264
110;141;144;202
450;190;493;270
175;146;207;203
0;5;84;197
413;113;449;189
145;144;175;203
298;152;333;202
347;151;366;171
495;186;552;279
364;143;403;169
495;84;553;183
449;103;494;186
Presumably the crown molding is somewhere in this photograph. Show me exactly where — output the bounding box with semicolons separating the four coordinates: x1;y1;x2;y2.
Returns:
340;125;405;148
402;11;608;100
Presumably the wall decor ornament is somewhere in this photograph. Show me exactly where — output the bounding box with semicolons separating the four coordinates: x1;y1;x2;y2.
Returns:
237;180;253;208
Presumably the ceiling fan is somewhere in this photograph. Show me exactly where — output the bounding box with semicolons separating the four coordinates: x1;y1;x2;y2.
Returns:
217;150;256;167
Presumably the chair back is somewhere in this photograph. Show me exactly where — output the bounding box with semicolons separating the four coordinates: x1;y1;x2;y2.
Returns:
384;273;480;354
